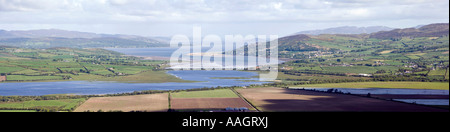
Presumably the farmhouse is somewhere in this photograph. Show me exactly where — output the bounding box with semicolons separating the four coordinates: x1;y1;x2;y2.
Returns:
0;75;6;82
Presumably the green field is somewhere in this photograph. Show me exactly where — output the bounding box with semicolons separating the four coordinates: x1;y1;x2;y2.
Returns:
0;66;26;73
276;72;369;81
294;82;449;90
0;110;37;112
0;47;187;83
93;71;193;83
6;75;63;81
0;98;86;111
171;89;239;98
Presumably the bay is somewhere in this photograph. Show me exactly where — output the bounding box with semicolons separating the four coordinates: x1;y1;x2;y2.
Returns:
0;48;269;96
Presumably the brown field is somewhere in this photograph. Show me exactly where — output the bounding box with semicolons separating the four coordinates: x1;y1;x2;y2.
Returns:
237;87;447;112
74;93;168;112
171;98;252;110
380;50;394;54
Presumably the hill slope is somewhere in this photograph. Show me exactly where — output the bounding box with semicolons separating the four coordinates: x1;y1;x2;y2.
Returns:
296;26;393;35
370;23;449;39
0;29;168;48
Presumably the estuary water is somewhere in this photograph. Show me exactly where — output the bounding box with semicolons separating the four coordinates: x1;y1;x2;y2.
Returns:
0;48;269;96
296;87;449;106
0;70;266;96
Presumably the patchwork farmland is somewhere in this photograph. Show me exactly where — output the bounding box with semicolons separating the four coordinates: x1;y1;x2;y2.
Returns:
73;89;254;112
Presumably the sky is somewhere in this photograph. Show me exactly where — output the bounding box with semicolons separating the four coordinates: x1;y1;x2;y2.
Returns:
0;0;448;37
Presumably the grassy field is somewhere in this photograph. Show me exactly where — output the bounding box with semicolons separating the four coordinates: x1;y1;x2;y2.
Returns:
171;89;239;98
0;47;185;83
6;75;63;81
321;66;399;74
294;82;449;90
0;110;37;112
170;89;253;111
0;98;86;111
0;66;25;73
94;71;193;83
276;72;370;81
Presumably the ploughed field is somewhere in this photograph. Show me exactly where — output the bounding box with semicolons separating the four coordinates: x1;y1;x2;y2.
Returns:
237;87;447;112
170;89;253;110
74;93;169;112
70;87;447;112
73;89;253;112
170;98;251;110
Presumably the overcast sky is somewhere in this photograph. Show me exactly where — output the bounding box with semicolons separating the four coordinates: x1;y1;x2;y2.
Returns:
0;0;448;37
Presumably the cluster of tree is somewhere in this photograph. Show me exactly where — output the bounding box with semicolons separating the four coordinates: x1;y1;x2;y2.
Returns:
83;110;124;112
281;46;319;52
273;75;448;88
372;75;448;82
391;45;447;54
350;48;369;53
100;86;244;97
0;106;70;112
281;69;348;76
52;58;65;62
0;95;95;103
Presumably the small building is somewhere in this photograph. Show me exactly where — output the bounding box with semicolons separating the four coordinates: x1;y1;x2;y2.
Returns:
0;75;6;82
358;73;373;77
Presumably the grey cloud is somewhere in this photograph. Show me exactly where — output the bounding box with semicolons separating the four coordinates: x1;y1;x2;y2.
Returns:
0;0;47;11
0;0;447;37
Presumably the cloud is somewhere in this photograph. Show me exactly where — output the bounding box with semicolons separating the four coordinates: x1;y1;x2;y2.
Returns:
109;0;129;5
0;0;448;36
0;0;49;11
0;0;83;11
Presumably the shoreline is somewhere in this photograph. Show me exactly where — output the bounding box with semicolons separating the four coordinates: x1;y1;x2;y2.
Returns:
126;55;171;60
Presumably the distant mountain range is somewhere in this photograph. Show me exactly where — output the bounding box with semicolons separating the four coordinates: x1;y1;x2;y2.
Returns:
1;23;448;49
278;23;449;51
296;26;394;35
0;29;168;48
370;23;449;39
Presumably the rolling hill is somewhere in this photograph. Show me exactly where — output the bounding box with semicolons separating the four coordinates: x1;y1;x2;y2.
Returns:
279;23;449;52
369;23;449;39
296;26;393;35
0;29;168;48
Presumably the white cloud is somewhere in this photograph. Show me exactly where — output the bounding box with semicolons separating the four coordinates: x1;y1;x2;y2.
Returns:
109;0;129;5
0;0;448;36
273;2;283;10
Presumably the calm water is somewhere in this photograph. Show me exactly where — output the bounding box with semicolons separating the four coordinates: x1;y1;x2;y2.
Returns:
0;70;267;96
0;47;271;96
297;87;449;106
106;47;282;69
299;87;449;95
393;99;449;106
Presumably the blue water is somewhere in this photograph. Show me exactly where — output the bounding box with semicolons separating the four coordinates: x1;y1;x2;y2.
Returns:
297;87;449;106
299;87;449;95
393;99;449;106
0;47;272;96
0;70;267;96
